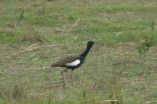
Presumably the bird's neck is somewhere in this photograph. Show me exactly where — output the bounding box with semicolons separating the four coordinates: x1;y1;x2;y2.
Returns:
80;45;92;57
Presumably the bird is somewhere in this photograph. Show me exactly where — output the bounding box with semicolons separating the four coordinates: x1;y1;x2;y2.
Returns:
6;23;17;28
51;41;95;87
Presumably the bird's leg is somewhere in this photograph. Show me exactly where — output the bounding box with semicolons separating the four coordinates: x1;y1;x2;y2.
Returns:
64;69;68;79
71;70;73;86
61;71;65;87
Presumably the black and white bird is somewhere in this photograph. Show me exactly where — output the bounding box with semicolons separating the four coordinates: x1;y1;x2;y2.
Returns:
51;41;95;86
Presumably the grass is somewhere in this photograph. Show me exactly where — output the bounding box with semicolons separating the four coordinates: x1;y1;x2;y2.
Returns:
0;0;157;104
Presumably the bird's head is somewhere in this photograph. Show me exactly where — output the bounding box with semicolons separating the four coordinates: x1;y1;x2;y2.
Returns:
87;41;95;47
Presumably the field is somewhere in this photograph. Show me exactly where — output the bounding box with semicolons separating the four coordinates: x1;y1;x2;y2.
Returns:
0;0;157;104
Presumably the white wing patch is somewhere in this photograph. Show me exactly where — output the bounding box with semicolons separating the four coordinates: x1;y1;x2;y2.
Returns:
66;59;80;66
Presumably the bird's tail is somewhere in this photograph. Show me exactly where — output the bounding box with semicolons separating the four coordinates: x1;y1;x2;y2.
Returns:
51;63;58;67
51;61;62;67
51;61;65;67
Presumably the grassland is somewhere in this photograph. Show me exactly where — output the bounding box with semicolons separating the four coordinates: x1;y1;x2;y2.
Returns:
0;0;157;104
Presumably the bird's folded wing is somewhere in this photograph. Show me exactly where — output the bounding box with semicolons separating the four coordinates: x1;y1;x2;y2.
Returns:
51;55;79;67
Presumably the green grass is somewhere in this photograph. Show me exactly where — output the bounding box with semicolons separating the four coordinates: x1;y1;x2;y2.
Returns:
0;0;157;104
1;0;157;45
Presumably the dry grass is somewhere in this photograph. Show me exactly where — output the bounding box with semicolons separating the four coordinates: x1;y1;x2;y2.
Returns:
0;42;157;104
